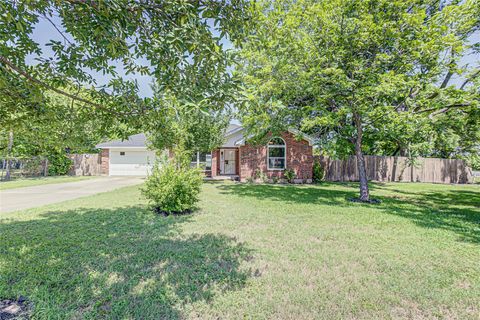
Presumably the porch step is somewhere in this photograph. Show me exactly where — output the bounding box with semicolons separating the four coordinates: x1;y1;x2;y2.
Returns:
205;175;239;181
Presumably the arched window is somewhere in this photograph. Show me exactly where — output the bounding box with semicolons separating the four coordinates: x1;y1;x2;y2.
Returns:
267;137;286;170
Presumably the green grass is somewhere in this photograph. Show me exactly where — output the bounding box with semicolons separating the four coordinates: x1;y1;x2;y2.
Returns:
0;182;479;319
0;175;95;190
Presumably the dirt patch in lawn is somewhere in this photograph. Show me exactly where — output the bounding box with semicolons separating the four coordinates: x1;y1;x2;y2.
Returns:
0;297;31;319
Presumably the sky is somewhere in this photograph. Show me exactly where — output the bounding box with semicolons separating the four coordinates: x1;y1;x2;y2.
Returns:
27;16;156;98
28;13;479;98
27;15;233;98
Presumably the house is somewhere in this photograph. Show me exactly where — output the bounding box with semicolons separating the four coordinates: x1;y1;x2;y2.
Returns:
95;124;315;183
95;133;156;176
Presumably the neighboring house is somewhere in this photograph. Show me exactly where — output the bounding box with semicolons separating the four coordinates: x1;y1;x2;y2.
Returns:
96;124;315;182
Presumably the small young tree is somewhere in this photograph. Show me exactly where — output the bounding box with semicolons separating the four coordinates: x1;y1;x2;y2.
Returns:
238;0;479;201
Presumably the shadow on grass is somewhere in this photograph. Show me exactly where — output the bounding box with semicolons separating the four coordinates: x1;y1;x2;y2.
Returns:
0;206;252;318
216;182;357;207
216;182;480;244
385;187;480;208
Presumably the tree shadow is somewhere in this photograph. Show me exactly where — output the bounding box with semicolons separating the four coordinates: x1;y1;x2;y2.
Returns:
383;188;480;209
378;188;480;243
215;182;357;207
216;183;480;244
0;206;253;318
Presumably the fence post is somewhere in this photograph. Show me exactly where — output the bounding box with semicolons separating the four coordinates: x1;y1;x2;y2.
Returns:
43;158;49;177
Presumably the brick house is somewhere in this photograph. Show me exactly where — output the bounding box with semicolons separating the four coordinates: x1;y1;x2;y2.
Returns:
96;124;315;183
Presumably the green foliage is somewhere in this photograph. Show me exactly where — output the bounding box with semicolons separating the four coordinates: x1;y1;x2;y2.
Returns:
254;168;268;183
141;161;203;214
465;153;480;170
284;168;296;183
238;0;480;199
0;91;108;161
146;90;231;153
1;1;252;160
313;161;325;183
47;153;73;176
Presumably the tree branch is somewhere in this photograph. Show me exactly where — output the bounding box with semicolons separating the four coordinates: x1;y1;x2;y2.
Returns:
415;103;472;117
41;14;74;45
460;68;480;90
0;55;112;113
439;71;453;89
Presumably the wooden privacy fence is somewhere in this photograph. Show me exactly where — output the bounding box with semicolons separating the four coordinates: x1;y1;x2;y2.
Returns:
68;154;101;176
315;155;473;184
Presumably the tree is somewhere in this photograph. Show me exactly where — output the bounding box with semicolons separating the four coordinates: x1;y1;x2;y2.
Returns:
237;0;479;201
146;84;232;156
0;88;111;179
1;0;251;145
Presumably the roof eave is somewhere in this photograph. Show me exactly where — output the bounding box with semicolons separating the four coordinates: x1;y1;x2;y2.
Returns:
95;145;148;149
234;128;316;146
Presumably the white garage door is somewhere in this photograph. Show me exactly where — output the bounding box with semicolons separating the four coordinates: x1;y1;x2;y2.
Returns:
109;149;155;176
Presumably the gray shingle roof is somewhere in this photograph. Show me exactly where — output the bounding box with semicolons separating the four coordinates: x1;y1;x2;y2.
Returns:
96;124;244;149
226;123;241;133
95;133;147;148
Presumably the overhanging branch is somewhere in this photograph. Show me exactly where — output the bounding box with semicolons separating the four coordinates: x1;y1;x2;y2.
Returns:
0;55;120;114
415;103;472;118
460;69;480;90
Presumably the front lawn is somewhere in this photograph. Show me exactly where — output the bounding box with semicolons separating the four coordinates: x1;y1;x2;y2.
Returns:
0;175;95;190
0;182;479;319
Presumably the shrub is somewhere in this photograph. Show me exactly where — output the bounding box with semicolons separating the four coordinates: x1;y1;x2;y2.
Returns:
312;160;325;183
48;153;73;176
141;161;203;214
284;168;296;183
465;153;480;171
254;168;268;183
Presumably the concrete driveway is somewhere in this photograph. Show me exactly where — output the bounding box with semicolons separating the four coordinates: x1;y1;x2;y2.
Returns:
0;177;144;213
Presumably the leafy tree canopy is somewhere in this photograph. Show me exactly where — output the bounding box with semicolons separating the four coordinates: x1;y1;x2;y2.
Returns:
146;84;231;156
0;91;108;158
237;0;480;199
1;0;251;149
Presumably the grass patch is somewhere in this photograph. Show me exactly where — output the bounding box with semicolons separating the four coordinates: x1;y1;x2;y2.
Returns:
0;182;479;319
0;176;95;190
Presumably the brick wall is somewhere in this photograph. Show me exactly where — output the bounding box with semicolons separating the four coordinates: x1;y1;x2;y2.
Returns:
239;131;313;183
211;149;219;177
100;148;109;175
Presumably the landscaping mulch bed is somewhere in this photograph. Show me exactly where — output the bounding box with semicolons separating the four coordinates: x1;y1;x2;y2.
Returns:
153;207;193;216
348;197;382;204
0;297;30;320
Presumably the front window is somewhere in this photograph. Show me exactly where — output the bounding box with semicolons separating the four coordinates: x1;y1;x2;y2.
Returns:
199;152;212;171
190;152;212;171
267;137;286;170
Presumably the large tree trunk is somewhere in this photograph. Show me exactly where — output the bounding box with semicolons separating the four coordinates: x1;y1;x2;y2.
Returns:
354;113;370;201
4;130;13;181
